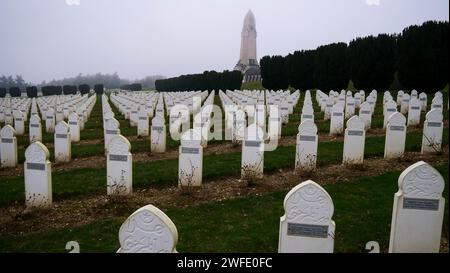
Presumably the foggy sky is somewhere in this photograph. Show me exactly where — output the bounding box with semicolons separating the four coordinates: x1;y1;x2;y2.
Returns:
0;0;448;84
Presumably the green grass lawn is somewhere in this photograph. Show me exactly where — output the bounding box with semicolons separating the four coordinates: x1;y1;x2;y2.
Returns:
1;164;447;253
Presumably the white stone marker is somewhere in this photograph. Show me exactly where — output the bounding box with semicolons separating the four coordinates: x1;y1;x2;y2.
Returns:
329;103;344;135
241;124;264;180
45;108;55;133
396;90;404;105
345;96;355;119
104;117;121;152
13;110;25;135
324;97;333;121
68;112;80;142
383;100;397;129
359;101;372;130
295;120;318;172
421;109;443;154
300;104;314;124
29;114;42;143
419;92;427;112
107;135;132;195
407;98;421;126
117;204;178;253
54;121;71;163
137;108;149;137
384;112;407;159
178;129;203;188
151;116;166;153
278;180;335;253
389;161;445;253
24;141;52;208
0;125;18;167
343;116;366;164
400;93;410;114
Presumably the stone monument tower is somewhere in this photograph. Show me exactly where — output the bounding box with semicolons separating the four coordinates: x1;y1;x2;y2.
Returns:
234;10;261;83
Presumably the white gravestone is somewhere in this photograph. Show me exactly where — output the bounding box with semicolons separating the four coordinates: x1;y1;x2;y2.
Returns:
324;97;333;121
178;129;203;188
329;104;344;135
151;116;166;153
300;104;314;124
295;120;318;172
241;124;265;180
54;121;71;163
359;101;372;130
137;108;149;137
45;108;55;133
13;110;25;135
278;180;335;253
384;112;407;159
107;135;132;195
343;116;366;164
419;92;427;112
0;125;18;167
68;112;80;142
421;109;443;154
24;141;52;208
117;204;178;253
407;98;421;126
396;90;404;106
29;114;42;143
104;118;121;152
383;100;397;129
345;97;355;119
389;161;445;253
400;93;410;114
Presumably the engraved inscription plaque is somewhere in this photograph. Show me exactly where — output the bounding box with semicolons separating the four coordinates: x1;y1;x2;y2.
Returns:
287;223;328;238
403;198;439;211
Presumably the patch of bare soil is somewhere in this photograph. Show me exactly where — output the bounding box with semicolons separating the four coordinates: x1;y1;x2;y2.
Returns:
0;147;447;237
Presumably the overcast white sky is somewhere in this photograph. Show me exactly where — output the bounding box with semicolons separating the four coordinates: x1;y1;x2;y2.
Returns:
0;0;448;84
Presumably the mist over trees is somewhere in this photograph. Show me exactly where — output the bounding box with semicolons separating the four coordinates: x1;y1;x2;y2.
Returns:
0;72;165;92
155;70;243;92
260;20;449;93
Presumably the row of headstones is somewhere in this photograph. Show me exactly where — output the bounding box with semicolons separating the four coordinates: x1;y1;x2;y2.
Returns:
294;106;444;171
17;102;444;206
0;95;96;167
113;160;445;253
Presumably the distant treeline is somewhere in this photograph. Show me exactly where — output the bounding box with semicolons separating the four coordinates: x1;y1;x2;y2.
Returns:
261;20;449;93
155;70;243;92
0;84;105;98
120;83;142;91
0;73;164;91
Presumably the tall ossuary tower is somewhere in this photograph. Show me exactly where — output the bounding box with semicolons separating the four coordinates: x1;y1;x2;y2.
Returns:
234;10;261;83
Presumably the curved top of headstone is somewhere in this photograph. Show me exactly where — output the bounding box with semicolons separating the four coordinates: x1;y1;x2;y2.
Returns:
25;141;50;163
402;93;410;100
46;108;55;115
419;92;427;97
298;119;317;135
387;112;406;125
181;129;202;147
107;134;131;155
385;100;397;109
0;124;16;138
105;117;120;131
245;123;265;141
68;112;79;121
332;103;344;112
346;115;365;130
346;97;355;103
283;180;334;225
432;96;443;104
398;161;444;199
434;91;443;98
360;101;372;110
118;204;178;253
301;104;313;114
152;115;165;126
409;98;420;106
425;109;443;122
55;121;70;134
30;114;41;123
